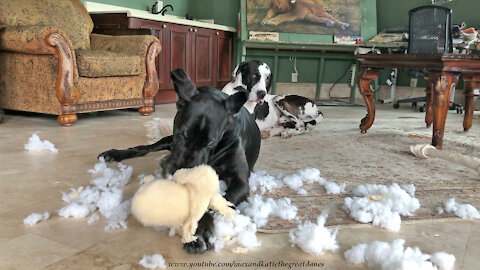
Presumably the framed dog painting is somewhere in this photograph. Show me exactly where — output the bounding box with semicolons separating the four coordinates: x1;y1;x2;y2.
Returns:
246;0;361;35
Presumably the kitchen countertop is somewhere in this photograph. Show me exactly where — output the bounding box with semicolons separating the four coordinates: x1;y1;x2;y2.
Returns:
84;1;236;32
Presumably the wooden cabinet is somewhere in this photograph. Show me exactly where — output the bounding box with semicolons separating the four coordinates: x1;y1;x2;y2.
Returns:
90;13;234;104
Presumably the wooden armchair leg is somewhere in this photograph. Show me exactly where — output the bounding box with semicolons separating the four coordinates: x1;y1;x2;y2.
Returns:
140;41;161;116
58;114;78;126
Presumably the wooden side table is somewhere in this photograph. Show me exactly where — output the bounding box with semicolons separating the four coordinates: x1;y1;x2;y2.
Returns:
355;53;480;149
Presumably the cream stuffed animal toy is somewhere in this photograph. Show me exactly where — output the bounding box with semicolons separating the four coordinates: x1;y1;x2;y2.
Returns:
131;165;235;243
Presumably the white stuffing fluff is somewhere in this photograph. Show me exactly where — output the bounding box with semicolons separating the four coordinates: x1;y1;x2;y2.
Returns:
237;194;298;227
87;213;100;224
24;133;58;152
429;252;456;270
248;168;344;195
23;211;50;225
289;212;338;255
443;197;480;219
139;254;166;269
324;181;346;194
344;239;455;270
210;212;260;252
58;157;133;230
219;180;227;196
343;183;420;231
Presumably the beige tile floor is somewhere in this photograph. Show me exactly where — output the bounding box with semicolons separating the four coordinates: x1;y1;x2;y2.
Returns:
0;104;479;270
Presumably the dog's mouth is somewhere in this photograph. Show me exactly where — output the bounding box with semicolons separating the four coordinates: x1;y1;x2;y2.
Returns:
255;98;265;104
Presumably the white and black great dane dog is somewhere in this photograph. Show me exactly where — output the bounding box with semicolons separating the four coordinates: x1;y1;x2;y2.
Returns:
222;60;323;139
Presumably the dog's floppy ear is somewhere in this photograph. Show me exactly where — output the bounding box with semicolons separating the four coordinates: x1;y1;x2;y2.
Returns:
266;72;273;93
232;61;247;79
226;91;248;118
171;69;198;102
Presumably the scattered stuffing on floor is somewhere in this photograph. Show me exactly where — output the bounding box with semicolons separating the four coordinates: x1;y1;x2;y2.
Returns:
23;211;50;225
210;212;261;252
58;157;133;230
139;254;166;269
343;183;420;231
344;239;455;270
441;197;480;219
237;194;298;227
248;168;346;195
289;212;338;255
24;133;58;152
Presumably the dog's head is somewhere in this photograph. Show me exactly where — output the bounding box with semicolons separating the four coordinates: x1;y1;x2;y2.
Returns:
232;60;273;104
161;69;248;176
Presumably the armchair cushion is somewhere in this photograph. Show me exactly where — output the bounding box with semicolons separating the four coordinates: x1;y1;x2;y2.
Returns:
76;50;142;78
90;34;159;57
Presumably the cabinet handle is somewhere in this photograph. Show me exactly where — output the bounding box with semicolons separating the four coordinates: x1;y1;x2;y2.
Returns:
162;24;166;28
216;32;219;35
189;28;193;32
194;28;197;32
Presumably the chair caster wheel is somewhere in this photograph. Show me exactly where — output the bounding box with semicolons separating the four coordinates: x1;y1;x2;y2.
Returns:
393;103;400;109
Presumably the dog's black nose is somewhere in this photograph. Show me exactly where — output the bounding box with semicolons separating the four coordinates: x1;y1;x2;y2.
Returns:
257;91;266;100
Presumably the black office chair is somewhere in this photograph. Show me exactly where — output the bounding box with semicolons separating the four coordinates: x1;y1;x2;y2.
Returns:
393;6;463;113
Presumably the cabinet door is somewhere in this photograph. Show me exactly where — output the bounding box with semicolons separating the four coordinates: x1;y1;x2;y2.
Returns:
193;28;216;87
216;31;234;88
156;25;168;90
166;24;192;89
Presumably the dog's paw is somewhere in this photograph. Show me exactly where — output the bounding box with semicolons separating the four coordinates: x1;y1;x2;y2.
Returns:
281;132;293;139
98;149;124;162
261;130;271;139
326;20;335;27
183;236;208;254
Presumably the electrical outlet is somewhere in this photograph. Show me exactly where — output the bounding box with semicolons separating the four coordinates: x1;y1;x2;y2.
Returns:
292;72;298;82
410;78;418;88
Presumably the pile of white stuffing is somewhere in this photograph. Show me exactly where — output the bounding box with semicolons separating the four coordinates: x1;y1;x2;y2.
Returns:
345;239;455;270
24;133;58;153
437;197;480;219
139;254;166;269
343;183;420;231
289;212;338;255
57;157;133;230
249;168;346;195
23;211;50;225
208;167;347;254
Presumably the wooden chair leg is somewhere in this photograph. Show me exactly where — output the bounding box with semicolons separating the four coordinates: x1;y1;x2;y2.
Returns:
462;74;479;132
0;109;4;123
432;73;458;149
358;68;380;133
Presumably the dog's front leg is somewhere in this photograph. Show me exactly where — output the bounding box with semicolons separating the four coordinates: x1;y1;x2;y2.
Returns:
98;135;173;162
183;211;214;254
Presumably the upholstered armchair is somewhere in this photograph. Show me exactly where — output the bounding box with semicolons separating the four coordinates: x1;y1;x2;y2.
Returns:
0;0;161;126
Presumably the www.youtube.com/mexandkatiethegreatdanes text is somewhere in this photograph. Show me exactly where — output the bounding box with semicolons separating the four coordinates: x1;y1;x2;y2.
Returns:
167;260;326;269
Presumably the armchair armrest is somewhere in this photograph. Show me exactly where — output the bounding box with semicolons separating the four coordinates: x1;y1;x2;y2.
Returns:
0;25;75;56
89;33;160;57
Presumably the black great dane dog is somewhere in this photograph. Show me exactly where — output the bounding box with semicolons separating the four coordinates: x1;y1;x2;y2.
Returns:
99;69;261;254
